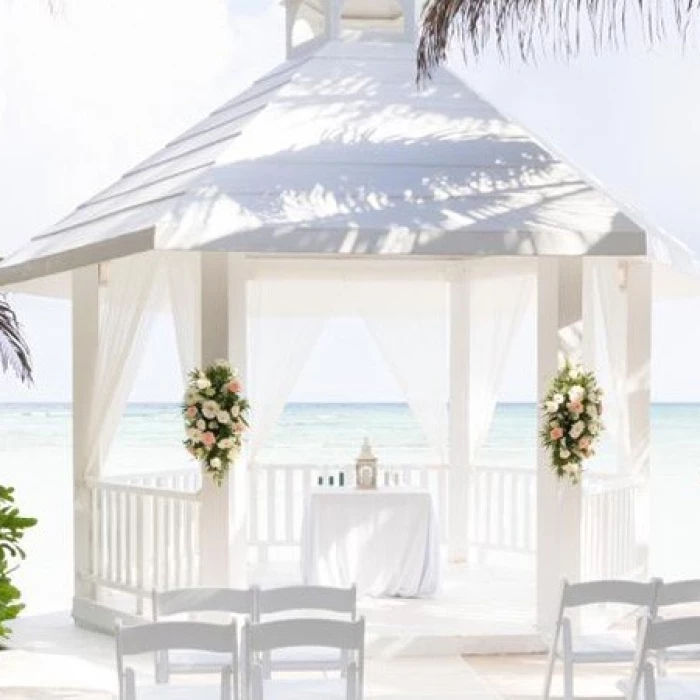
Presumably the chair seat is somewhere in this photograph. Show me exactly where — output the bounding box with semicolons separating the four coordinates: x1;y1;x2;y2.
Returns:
135;684;225;700
165;650;232;674
618;676;700;699
562;633;637;662
261;679;347;699
268;646;344;671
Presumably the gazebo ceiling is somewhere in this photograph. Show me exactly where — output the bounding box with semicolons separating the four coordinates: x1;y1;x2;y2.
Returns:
0;27;693;289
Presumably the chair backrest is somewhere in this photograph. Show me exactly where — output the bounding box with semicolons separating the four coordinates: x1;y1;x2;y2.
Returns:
117;619;238;655
255;585;356;621
656;579;700;608
116;619;237;699
644;616;700;651
626;615;700;700
153;587;256;619
561;578;661;610
246;618;365;653
243;619;365;700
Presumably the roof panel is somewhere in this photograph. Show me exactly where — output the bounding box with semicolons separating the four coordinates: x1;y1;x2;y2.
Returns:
0;33;657;287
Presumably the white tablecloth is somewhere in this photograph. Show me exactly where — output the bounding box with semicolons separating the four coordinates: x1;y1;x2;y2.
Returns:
300;488;441;598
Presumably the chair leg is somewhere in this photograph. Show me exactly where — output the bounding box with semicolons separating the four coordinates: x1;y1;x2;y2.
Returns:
562;653;574;700
541;647;557;699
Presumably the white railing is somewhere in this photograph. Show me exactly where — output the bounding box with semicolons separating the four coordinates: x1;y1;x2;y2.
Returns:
582;474;645;581
89;469;200;613
248;463;538;561
89;464;641;611
469;465;537;557
248;463;451;563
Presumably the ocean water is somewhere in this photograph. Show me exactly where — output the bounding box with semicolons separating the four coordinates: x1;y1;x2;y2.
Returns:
1;402;700;615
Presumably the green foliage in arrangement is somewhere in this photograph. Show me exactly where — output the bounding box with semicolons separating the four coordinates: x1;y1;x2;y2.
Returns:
0;485;37;640
540;360;605;485
183;359;250;486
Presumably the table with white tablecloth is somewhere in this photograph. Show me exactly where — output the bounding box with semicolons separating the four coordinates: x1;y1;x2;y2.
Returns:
300;488;441;598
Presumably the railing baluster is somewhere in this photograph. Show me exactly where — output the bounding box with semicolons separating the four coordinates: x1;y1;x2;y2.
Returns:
267;470;276;545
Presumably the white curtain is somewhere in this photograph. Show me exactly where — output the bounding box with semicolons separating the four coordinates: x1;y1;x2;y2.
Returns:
352;280;449;462
247;278;345;462
468;260;535;459
166;252;201;380
86;253;163;479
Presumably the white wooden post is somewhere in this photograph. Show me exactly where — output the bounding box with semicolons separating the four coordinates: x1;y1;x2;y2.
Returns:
228;254;249;588
198;253;249;588
72;265;100;610
198;254;231;587
449;263;470;562
624;262;652;574
537;257;585;634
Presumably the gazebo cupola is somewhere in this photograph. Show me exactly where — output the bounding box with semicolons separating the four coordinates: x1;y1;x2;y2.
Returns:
286;0;418;55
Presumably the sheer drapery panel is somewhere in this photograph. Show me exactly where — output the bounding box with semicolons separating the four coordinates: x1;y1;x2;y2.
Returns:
352;279;449;462
85;253;163;479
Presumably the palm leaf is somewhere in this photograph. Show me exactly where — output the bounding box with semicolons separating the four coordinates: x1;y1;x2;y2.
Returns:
0;296;32;384
417;0;700;80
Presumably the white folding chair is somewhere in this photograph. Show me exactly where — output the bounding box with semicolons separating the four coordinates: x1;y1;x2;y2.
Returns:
621;615;700;699
255;585;356;677
542;578;661;700
116;619;238;700
653;579;700;673
242;618;365;700
152;587;256;682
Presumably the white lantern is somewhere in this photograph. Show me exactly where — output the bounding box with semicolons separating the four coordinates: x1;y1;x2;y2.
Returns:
355;438;378;490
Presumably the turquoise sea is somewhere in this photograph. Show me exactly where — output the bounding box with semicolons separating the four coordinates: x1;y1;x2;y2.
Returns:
1;402;700;614
0;401;699;471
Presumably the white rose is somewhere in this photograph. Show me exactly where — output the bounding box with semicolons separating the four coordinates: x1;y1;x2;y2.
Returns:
196;377;211;390
569;367;580;379
218;437;234;450
553;393;565;406
545;400;559;413
586;404;598;418
210;457;222;469
569;420;585;439
568;385;585;401
187;428;201;443
201;400;219;419
217;410;231;425
560;449;570;460
230;405;240;418
196;419;206;431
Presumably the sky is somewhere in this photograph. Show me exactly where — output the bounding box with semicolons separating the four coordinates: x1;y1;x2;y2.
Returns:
0;0;698;403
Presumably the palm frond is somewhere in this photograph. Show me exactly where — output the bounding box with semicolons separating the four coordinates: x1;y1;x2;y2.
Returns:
0;296;32;385
417;0;700;81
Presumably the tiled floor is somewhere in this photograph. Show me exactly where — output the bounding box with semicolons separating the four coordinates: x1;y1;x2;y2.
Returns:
254;562;541;655
12;611;700;699
2;612;501;699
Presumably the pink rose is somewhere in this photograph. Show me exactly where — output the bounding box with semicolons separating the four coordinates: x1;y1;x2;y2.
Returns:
201;432;216;447
568;401;583;415
226;380;242;394
550;426;564;441
186;406;197;419
578;436;592;450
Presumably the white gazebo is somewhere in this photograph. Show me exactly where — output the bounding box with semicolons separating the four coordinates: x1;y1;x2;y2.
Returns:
1;0;696;646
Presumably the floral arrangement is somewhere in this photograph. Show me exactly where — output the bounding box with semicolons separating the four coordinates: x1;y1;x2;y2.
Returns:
540;360;604;485
183;359;250;486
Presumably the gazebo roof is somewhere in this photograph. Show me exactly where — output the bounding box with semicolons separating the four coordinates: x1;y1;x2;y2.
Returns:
0;28;693;289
